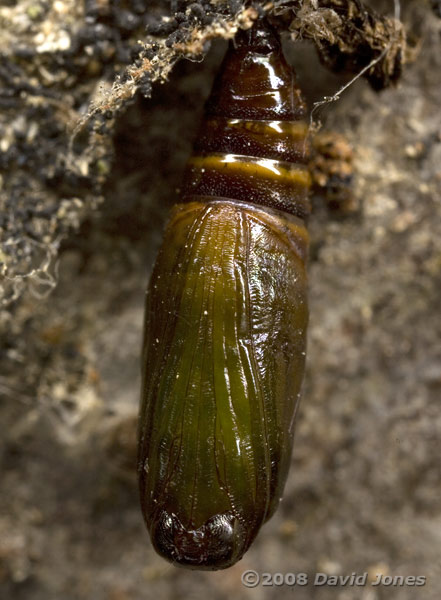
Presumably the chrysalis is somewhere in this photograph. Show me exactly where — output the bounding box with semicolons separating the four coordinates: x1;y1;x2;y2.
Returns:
138;20;311;570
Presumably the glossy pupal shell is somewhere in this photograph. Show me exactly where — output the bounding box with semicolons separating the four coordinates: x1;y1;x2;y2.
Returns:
139;22;311;570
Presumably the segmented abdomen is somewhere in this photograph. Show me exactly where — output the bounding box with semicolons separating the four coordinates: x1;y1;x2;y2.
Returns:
138;21;310;570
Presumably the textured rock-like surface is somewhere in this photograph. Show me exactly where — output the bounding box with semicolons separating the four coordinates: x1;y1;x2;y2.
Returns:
0;1;440;599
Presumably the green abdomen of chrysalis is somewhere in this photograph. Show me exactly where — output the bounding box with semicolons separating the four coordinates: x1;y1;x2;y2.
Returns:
138;21;310;570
